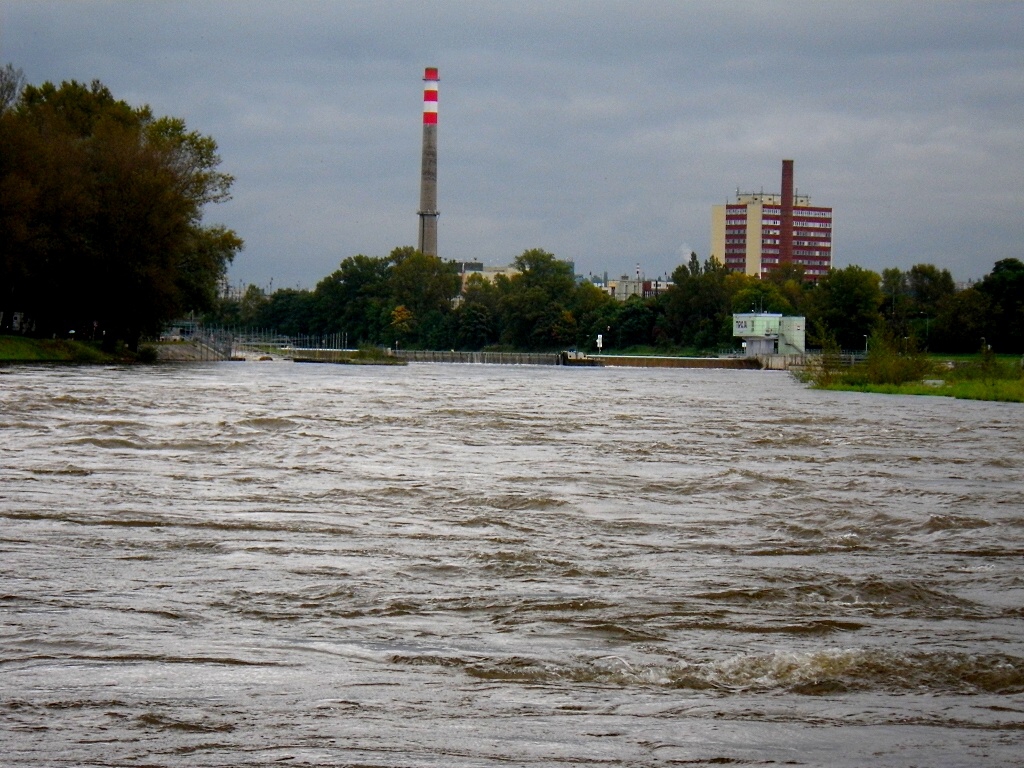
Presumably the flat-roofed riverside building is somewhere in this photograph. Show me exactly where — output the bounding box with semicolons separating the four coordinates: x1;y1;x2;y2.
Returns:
711;160;832;281
733;313;806;356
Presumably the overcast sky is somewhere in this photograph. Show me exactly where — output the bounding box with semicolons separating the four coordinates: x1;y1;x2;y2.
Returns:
4;1;1023;289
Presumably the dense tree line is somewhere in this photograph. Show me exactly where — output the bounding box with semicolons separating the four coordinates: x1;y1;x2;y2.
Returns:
210;245;1024;355
0;66;241;349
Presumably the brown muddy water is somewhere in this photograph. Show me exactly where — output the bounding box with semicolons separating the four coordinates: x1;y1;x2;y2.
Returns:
1;362;1022;766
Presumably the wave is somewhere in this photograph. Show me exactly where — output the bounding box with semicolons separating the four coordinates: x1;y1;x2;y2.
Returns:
453;648;1024;695
921;513;993;532
28;465;93;477
694;576;984;618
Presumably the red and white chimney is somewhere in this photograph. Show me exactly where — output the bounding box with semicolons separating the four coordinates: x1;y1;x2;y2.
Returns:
418;67;439;256
422;67;438;125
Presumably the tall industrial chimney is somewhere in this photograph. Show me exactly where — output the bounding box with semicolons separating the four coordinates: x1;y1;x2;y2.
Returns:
780;159;794;265
418;67;439;256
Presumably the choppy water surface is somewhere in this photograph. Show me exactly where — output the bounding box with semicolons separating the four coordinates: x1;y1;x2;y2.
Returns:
1;362;1022;766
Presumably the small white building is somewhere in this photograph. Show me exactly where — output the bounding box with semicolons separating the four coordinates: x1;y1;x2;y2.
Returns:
733;313;805;356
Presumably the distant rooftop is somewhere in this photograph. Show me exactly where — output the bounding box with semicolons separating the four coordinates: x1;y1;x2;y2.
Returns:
733;191;812;206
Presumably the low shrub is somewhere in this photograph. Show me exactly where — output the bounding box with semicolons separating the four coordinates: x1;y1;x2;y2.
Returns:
136;345;160;364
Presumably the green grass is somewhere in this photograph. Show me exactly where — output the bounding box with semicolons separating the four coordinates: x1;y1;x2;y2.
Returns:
0;335;115;363
818;379;1024;403
804;348;1024;403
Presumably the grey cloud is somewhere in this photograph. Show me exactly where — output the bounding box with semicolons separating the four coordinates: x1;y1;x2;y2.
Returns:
3;0;1022;288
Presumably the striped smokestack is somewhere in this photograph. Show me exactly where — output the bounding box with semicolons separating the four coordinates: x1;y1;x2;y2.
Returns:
780;159;794;265
418;67;439;256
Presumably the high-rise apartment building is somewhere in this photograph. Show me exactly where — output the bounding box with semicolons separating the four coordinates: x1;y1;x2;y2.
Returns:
711;160;832;281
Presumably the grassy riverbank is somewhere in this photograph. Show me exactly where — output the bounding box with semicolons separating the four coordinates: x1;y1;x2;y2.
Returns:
802;344;1024;403
816;378;1024;402
0;335;123;363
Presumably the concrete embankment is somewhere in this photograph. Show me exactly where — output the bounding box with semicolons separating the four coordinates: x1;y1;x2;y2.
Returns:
397;350;563;365
594;355;762;369
154;341;233;362
398;351;762;368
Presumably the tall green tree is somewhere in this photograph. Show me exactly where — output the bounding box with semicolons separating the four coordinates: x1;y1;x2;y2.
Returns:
498;249;578;350
239;285;271;327
454;273;501;349
615;296;656;348
257;288;316;336
807;265;883;350
312;254;392;344
764;262;809;315
731;277;794;316
907;263;955;346
663;254;733;350
569;280;617;351
388;246;460;347
880;267;911;337
0;74;241;347
977;258;1024;352
907;263;956;317
931;286;989;353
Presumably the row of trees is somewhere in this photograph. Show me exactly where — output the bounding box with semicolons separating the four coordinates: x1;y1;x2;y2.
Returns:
209;247;1024;355
0;67;241;349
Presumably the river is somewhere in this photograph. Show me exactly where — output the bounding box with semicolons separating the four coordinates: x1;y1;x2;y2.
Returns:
1;361;1022;766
